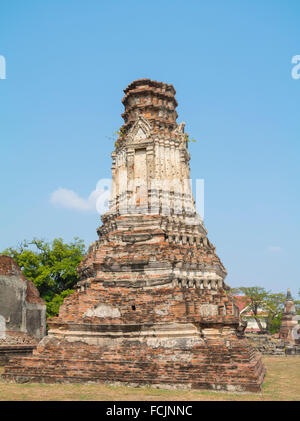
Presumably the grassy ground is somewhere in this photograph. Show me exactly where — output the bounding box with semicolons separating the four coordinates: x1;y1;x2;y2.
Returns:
0;356;299;401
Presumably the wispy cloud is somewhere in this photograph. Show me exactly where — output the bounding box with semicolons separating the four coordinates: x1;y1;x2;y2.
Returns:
267;246;282;253
50;182;111;214
51;188;93;211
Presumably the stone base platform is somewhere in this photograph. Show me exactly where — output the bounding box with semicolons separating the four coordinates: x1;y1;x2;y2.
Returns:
2;286;266;392
2;333;265;392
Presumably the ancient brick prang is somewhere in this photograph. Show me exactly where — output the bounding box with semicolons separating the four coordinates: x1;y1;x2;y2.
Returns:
279;289;300;351
2;80;266;392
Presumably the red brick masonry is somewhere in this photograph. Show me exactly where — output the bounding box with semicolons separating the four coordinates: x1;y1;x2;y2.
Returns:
3;284;266;392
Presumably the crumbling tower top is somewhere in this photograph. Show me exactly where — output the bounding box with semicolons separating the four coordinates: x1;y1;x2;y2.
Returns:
121;78;178;134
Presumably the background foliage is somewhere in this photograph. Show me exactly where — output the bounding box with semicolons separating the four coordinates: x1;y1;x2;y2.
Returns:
2;237;86;318
231;286;300;334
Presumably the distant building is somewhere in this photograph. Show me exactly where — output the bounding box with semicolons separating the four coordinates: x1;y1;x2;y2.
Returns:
0;255;46;341
279;289;300;345
233;295;267;332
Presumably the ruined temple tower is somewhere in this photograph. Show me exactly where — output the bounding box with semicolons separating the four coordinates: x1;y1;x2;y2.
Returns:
3;79;265;391
279;289;300;348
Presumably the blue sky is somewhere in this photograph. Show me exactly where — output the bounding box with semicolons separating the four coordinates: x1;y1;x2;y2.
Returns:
0;0;299;297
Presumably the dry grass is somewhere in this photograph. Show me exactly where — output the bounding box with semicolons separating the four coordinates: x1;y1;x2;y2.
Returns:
0;356;299;401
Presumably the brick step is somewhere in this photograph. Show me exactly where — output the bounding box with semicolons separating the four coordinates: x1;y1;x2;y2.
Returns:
2;366;202;382
2;366;262;382
2;371;264;392
4;364;243;378
4;357;257;375
3;358;264;384
5;353;256;364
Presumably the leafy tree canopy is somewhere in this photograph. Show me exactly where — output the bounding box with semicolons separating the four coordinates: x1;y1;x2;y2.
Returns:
231;286;285;334
296;290;300;315
2;237;86;318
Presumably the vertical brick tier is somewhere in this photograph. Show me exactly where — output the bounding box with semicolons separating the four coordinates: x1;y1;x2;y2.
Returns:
121;79;178;134
2;80;266;392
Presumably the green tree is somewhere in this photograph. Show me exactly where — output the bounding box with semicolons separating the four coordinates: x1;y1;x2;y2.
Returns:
296;290;300;315
231;286;285;334
269;313;282;334
2;237;86;318
264;292;286;333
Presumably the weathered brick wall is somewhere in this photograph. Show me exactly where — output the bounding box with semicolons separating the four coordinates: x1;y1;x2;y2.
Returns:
51;285;239;327
0;256;46;340
78;206;228;291
245;333;285;356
